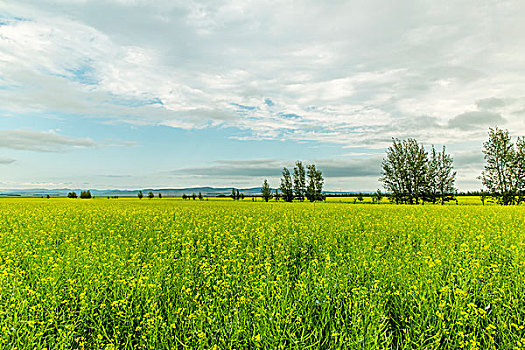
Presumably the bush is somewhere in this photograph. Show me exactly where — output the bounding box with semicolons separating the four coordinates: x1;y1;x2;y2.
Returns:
80;190;92;199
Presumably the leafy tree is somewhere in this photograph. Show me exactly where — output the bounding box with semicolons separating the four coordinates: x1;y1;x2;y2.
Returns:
192;193;196;200
198;192;203;200
137;191;143;199
434;146;456;204
293;161;306;201
480;190;487;206
261;179;272;202
372;189;383;204
46;194;50;199
380;138;428;204
280;167;294;202
426;145;456;204
306;164;324;202
67;192;77;199
182;193;187;200
515;136;525;204
236;189;240;200
425;146;440;204
231;188;236;200
158;193;162;199
81;190;92;199
148;191;154;199
240;193;245;200
480;127;518;205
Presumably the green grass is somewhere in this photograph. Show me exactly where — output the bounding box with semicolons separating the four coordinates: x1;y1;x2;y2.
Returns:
0;198;524;349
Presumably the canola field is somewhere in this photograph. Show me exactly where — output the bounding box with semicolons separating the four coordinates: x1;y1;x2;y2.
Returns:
1;198;524;349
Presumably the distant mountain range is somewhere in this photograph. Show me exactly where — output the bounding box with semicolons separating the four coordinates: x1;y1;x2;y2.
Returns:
0;187;364;197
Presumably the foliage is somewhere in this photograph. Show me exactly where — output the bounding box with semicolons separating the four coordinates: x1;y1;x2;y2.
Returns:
279;162;324;203
280;168;294;202
515;136;525;204
80;190;92;199
381;138;428;204
261;179;272;202
293;161;306;201
137;190;143;200
381;139;456;205
230;189;242;201
306;164;324;202
426;146;456;205
372;190;383;204
148;191;154;199
480;127;525;205
67;192;77;199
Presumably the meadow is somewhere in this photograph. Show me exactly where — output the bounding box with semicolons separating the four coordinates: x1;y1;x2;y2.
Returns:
0;198;524;349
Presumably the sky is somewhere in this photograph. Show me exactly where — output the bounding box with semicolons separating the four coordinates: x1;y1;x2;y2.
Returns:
1;0;525;191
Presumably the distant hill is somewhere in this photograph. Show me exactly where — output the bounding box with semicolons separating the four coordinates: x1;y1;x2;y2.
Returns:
0;187;366;197
0;187;262;197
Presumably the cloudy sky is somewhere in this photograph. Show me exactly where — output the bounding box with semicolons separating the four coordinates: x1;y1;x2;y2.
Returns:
1;0;524;191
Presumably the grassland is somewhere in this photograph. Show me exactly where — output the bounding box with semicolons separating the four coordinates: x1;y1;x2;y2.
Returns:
0;198;524;349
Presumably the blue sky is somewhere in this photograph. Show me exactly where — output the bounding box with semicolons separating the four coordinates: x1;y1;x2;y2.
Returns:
1;0;525;191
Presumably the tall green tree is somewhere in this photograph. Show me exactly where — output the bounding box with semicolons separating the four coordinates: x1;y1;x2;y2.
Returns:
434;146;456;204
80;190;90;199
372;189;383;204
261;179;272;202
380;138;427;204
293;161;306;201
425;146;440;204
280;167;294;202
515;136;525;204
137;191;143;200
426;146;456;204
148;191;154;199
306;164;324;202
480;127;518;205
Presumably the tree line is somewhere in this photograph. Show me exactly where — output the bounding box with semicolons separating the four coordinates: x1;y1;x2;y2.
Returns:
260;161;325;202
380;126;525;205
181;192;204;200
380;139;456;204
61;127;522;206
67;190;91;199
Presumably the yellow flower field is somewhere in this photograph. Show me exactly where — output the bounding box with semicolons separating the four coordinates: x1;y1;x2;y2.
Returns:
0;198;524;349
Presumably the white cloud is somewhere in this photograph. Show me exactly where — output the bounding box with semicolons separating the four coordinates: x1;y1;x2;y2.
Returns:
0;157;16;164
0;130;96;152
